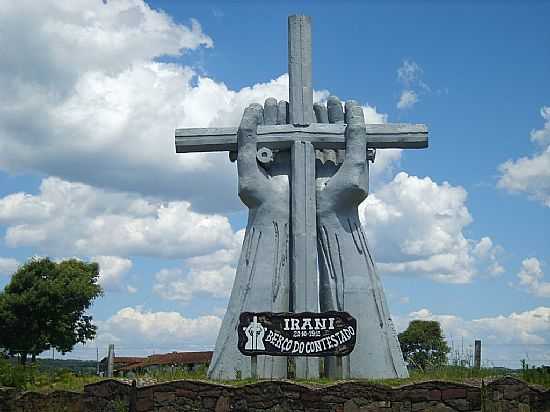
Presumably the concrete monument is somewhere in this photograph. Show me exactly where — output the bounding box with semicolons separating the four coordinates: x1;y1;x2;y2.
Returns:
175;15;428;380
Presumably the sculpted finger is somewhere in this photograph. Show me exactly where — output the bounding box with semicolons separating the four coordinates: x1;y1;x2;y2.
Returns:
249;102;264;125
237;105;265;194
314;103;328;123
264;97;278;125
344;100;364;125
344;101;367;164
238;105;260;149
277;100;289;125
327;95;344;124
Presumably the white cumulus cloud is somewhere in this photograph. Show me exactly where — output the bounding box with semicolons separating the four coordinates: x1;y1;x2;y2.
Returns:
0;177;236;259
0;0;396;214
396;60;429;110
531;106;550;146
94;307;221;353
93;255;133;293
0;257;20;276
498;106;550;207
397;60;423;86
362;172;503;283
153;230;244;303
397;90;418;109
396;307;550;348
517;257;550;298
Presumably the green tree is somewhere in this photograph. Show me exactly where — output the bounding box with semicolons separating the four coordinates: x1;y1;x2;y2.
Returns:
398;320;450;370
0;258;102;364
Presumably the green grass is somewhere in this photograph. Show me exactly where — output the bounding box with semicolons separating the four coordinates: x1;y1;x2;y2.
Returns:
2;360;550;393
143;364;209;382
28;370;103;392
0;359;102;392
519;364;550;387
370;366;508;387
210;366;512;387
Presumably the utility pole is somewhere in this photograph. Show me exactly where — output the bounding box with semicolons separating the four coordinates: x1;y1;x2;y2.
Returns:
474;340;482;369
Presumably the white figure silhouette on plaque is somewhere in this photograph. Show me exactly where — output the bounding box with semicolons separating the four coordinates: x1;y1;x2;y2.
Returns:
244;316;266;351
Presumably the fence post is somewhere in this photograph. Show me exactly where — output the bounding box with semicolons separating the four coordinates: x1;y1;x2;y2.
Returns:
96;347;100;375
129;379;137;412
474;340;481;369
335;356;343;380
251;355;257;379
107;344;115;378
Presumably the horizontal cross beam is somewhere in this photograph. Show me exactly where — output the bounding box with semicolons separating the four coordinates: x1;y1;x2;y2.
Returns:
175;123;428;153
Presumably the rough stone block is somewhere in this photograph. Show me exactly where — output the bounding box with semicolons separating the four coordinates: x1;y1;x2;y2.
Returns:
215;395;230;412
504;385;529;400
441;388;467;399
154;391;176;403
446;398;471;411
375;400;391;408
414;402;455;412
202;396;218;409
136;396;154;412
302;390;322;402
411;401;429;411
390;401;411;412
138;387;153;399
343;399;360;412
175;388;195;398
394;389;429;401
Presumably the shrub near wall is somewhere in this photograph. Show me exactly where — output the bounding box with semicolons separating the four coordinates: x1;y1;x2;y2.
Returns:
1;376;550;411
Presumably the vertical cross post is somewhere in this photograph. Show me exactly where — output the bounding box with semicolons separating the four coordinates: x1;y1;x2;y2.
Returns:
288;15;319;379
288;15;314;125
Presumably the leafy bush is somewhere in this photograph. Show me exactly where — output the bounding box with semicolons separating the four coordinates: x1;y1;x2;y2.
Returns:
0;359;36;389
398;320;450;370
0;359;102;392
0;257;102;364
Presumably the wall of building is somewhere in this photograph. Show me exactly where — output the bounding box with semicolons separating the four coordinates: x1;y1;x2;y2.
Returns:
1;376;549;411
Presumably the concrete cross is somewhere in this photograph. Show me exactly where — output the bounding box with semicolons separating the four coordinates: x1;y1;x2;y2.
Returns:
174;15;428;379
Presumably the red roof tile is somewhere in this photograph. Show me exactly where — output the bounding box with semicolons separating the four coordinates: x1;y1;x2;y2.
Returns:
113;357;146;366
118;351;213;371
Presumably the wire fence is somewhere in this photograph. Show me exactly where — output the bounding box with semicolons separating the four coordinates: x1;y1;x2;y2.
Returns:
446;339;550;370
7;341;546;371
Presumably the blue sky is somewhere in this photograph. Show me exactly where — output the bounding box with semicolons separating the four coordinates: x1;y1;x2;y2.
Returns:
0;0;548;367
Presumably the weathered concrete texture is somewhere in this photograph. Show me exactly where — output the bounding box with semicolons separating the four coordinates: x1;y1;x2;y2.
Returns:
315;97;408;379
174;123;429;153
1;377;550;411
291;139;319;379
288;15;313;125
207;101;291;380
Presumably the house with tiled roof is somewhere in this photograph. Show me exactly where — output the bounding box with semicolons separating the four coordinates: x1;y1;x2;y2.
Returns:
100;351;213;376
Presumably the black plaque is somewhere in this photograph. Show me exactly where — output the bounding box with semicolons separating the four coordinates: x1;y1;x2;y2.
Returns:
237;311;356;357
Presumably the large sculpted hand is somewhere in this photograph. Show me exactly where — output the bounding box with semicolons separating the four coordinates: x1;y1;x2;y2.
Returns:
313;96;409;379
314;96;369;219
237;98;289;219
209;98;291;380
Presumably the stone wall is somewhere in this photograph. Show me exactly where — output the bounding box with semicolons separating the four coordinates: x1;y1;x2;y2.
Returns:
1;376;549;411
